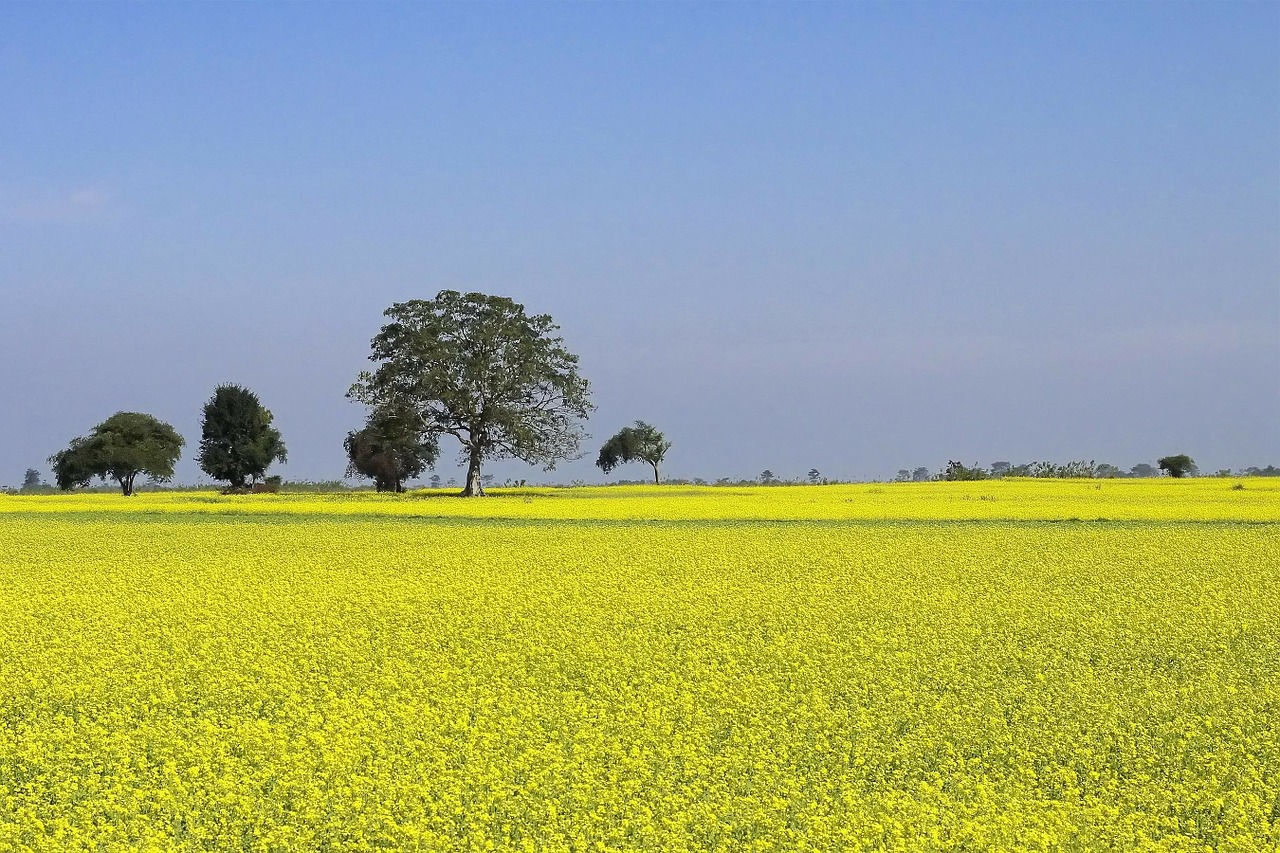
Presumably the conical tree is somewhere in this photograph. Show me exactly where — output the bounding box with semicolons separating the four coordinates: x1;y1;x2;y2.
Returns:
197;385;287;489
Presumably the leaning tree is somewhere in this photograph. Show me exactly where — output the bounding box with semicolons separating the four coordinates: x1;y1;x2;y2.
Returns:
349;291;593;496
197;384;287;489
596;421;672;485
48;411;184;496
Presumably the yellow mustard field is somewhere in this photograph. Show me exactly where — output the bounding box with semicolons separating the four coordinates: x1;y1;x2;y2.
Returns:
3;477;1279;523
0;482;1277;851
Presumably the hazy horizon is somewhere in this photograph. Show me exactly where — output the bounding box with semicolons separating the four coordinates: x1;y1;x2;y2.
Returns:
3;4;1276;487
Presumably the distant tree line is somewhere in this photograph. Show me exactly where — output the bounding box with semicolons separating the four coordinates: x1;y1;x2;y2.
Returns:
20;288;1278;495
888;454;1276;482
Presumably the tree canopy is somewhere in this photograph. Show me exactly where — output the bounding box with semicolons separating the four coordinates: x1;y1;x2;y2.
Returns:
1158;454;1197;478
48;412;184;496
596;421;672;485
349;291;593;496
344;404;438;493
197;385;287;489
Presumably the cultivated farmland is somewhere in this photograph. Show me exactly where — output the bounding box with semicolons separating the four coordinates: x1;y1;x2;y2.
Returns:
1;481;1277;851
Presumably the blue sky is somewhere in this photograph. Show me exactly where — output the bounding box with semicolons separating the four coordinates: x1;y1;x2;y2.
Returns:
2;3;1276;485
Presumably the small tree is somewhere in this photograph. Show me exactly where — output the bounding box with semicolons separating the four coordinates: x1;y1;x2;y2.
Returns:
941;460;987;481
807;468;822;485
198;385;287;489
344;406;438;493
350;291;592;496
911;467;930;482
1158;454;1197;478
48;412;184;496
22;468;42;489
595;421;672;485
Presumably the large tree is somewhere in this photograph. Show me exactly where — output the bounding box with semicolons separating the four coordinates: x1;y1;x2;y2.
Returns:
48;412;184;496
197;385;287;489
344;405;438;493
349;291;592;496
595;421;672;485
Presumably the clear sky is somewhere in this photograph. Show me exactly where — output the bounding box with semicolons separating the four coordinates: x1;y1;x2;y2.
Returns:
2;3;1276;486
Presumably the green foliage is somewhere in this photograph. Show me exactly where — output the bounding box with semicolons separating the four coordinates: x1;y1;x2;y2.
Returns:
1158;454;1197;478
1005;460;1098;479
941;460;988;481
22;469;42;489
350;291;593;496
48;412;184;496
596;421;672;485
197;385;287;489
345;405;439;493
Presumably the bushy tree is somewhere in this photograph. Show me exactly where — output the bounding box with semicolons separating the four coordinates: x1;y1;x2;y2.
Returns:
344;406;438;493
595;421;672;485
48;412;184;496
197;385;287;489
350;291;592;496
22;468;42;489
1158;454;1197;478
941;460;987;481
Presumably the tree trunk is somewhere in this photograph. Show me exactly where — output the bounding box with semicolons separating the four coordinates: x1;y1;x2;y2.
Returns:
461;447;485;497
652;462;660;486
120;473;134;497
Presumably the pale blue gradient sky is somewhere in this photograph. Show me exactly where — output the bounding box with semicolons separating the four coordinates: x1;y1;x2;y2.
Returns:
2;3;1276;485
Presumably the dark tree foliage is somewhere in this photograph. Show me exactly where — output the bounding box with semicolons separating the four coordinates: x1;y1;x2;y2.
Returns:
350;291;593;496
197;385;287;489
1158;454;1197;478
48;412;184;496
941;460;988;481
22;469;42;489
596;421;672;485
344;406;439;493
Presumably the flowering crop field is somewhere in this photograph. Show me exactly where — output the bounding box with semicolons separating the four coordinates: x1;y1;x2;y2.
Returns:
0;482;1277;852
